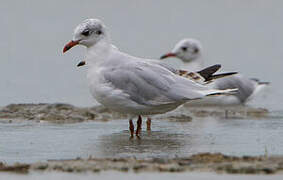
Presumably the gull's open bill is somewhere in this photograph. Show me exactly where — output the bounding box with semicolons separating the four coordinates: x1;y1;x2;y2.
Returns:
160;53;176;59
63;40;79;53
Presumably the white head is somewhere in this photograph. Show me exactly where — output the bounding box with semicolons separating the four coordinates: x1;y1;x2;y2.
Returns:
63;18;108;53
160;38;202;63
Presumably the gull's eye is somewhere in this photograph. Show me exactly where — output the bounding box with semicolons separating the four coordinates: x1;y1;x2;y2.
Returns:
181;47;187;51
193;48;199;53
81;30;90;36
96;30;102;35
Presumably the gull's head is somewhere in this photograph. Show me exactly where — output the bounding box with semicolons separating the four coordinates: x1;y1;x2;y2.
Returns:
160;38;202;63
63;19;107;53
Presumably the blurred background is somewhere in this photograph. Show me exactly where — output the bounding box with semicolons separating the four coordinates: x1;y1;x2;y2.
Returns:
0;0;282;110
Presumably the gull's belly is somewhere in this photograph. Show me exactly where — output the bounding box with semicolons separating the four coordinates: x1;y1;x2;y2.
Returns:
89;81;181;115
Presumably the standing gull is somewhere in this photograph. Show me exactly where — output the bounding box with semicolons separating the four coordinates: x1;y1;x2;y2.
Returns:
63;19;237;138
161;38;269;104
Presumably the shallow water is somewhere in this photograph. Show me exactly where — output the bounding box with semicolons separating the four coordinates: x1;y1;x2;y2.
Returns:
0;111;282;164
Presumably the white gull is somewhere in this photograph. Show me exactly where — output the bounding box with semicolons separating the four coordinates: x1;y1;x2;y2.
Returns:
160;38;269;105
63;19;237;138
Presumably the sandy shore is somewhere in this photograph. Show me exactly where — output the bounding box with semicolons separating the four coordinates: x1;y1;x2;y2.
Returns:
0;103;127;122
0;153;282;174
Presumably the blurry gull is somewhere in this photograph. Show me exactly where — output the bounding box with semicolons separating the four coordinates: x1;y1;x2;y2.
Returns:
160;38;270;104
63;19;237;138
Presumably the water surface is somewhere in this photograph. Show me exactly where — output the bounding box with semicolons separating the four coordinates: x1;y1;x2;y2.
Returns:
0;111;282;164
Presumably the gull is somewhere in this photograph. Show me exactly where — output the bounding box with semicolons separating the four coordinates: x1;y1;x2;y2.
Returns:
160;38;269;105
63;19;237;138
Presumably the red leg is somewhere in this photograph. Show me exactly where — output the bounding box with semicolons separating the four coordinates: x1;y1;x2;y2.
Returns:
146;117;151;131
136;115;142;138
129;119;134;139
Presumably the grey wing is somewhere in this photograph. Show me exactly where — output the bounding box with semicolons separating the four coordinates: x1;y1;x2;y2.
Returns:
103;62;206;106
213;74;256;103
153;61;178;73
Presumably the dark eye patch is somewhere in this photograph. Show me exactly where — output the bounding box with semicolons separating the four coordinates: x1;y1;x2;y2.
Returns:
81;30;90;36
96;30;102;35
193;48;199;53
181;47;187;51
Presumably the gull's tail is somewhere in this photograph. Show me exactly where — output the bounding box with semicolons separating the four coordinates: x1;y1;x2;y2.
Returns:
177;64;237;85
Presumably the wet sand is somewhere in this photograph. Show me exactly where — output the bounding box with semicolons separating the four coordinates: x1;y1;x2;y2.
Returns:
0;103;127;122
1;153;283;175
12;153;283;174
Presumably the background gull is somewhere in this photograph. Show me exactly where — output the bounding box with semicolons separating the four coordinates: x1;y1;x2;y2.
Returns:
63;19;237;138
161;38;270;105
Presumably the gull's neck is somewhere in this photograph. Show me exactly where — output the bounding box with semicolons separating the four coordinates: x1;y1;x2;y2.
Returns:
181;57;204;72
85;37;111;67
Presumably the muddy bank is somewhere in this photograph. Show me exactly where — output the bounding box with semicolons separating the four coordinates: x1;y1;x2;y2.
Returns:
0;103;269;122
1;153;282;174
0;103;127;122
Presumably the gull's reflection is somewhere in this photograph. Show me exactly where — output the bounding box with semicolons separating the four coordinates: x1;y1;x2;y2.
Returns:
94;130;189;159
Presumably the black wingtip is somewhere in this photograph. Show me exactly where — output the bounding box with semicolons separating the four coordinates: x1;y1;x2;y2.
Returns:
250;78;270;85
258;81;270;85
210;72;238;81
197;64;222;81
